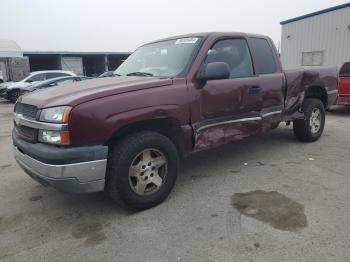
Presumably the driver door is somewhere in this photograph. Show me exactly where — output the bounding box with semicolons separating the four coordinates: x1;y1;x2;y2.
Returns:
193;38;262;151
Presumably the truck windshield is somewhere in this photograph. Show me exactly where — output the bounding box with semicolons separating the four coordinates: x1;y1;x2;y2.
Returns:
114;37;201;78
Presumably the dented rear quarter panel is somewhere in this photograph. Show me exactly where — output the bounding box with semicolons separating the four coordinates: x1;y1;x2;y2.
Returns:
283;67;338;121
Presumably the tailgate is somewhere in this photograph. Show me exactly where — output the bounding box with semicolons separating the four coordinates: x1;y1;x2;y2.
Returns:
338;77;350;97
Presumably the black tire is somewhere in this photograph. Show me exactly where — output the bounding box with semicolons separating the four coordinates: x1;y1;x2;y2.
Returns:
293;98;325;142
8;89;20;103
107;131;179;210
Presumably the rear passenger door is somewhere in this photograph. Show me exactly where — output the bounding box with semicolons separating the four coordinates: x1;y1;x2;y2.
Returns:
248;37;285;131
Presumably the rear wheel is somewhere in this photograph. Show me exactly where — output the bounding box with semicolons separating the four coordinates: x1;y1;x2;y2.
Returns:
293;98;325;142
8;89;20;103
107;131;179;210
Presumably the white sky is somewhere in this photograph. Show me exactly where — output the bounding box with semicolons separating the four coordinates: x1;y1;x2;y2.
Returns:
0;0;348;52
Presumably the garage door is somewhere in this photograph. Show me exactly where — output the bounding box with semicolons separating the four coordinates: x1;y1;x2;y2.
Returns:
61;57;83;75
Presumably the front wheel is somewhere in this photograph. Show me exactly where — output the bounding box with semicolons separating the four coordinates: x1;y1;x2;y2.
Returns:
107;131;179;210
293;98;325;142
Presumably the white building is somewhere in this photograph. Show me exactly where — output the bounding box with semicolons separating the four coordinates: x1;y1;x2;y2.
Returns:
280;3;350;69
0;40;29;82
0;40;23;58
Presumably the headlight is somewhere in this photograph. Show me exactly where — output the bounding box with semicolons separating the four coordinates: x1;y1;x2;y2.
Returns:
39;106;72;123
38;106;72;145
38;130;70;145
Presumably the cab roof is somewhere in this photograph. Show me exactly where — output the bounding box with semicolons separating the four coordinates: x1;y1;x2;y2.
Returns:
145;32;270;45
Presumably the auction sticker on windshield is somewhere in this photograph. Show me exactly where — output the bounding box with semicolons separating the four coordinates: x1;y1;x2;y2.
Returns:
175;38;199;44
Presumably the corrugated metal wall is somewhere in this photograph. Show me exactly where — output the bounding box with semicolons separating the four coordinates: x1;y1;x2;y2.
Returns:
281;7;350;69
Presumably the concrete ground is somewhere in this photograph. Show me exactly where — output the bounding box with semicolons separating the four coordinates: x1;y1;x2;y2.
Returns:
1;98;350;262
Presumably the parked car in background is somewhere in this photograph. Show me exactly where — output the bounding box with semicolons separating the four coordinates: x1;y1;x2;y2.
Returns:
17;76;92;96
337;61;350;106
0;70;76;102
13;32;338;210
98;71;116;78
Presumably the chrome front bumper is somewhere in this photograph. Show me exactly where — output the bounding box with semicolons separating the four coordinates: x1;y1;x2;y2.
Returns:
14;146;107;193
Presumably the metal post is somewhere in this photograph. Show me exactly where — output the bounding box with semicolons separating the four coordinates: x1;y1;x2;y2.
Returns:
104;55;109;72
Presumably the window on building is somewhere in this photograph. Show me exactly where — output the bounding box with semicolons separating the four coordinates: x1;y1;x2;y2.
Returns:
302;51;323;66
249;38;277;74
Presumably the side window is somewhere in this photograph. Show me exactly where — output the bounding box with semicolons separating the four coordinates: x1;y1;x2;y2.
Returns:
46;72;67;79
27;73;45;82
249;38;277;74
340;62;350;76
205;39;254;78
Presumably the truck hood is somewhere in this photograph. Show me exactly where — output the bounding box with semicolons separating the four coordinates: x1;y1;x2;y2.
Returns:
19;76;173;108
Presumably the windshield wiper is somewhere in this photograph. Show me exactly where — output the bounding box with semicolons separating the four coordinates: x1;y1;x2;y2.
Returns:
126;72;154;77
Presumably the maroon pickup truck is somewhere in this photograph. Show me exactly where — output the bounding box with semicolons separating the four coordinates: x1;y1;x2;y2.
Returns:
13;32;338;209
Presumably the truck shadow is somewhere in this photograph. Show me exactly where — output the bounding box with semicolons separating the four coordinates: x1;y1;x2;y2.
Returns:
179;126;296;179
328;105;350;116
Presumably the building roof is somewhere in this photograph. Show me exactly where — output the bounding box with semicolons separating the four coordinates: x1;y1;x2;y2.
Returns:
0;40;23;57
280;2;350;25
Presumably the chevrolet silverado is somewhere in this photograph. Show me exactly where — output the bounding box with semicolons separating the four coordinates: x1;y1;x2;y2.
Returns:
13;32;338;209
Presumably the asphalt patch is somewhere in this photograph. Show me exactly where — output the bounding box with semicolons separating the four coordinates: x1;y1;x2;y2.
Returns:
0;213;24;233
72;222;106;247
231;190;307;232
29;195;42;202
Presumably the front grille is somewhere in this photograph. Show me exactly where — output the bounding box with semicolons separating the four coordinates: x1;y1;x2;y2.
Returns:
14;123;37;142
14;103;38;120
0;87;7;96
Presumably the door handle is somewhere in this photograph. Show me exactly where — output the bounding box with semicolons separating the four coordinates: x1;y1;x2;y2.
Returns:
249;85;261;94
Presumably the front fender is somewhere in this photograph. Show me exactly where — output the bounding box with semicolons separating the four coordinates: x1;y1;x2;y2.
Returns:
68;80;190;145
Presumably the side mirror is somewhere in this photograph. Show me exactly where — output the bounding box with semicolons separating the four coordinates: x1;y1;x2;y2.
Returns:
197;62;230;81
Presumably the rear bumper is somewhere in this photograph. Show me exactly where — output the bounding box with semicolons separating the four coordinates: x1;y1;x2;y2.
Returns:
13;133;108;193
337;95;350;106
